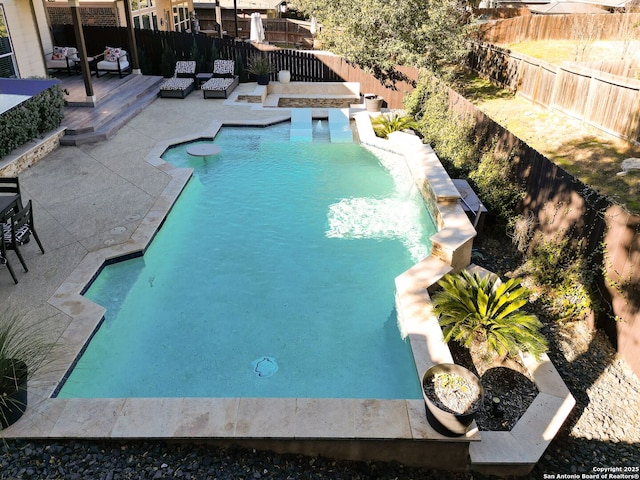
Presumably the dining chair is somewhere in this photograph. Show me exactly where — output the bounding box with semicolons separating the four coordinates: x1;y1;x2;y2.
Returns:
0;233;18;284
0;177;23;220
2;200;45;274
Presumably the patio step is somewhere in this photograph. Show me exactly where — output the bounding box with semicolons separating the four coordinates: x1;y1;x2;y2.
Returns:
61;74;164;146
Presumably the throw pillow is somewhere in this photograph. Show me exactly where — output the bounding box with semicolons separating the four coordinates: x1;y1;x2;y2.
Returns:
52;46;68;61
104;47;122;62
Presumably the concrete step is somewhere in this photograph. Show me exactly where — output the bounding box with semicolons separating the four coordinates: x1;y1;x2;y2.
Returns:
61;75;163;146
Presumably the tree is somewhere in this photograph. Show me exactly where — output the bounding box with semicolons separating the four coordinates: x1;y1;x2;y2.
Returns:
293;0;471;80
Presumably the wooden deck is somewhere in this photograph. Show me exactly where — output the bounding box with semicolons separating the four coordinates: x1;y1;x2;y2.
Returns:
52;72;164;145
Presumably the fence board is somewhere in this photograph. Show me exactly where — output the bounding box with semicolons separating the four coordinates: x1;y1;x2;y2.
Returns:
449;88;640;379
470;42;640;143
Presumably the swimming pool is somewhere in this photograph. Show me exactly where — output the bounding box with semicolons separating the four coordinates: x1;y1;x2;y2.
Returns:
57;121;436;400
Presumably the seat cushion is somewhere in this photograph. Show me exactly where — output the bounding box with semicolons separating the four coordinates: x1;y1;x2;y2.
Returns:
175;61;196;77
160;77;195;91
2;223;30;245
201;77;235;91
213;60;235;76
97;58;130;71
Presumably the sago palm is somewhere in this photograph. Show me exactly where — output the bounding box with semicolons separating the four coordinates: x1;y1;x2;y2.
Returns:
371;113;419;139
431;271;548;361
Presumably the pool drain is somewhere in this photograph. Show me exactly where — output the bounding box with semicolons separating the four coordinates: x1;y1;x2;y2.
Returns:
252;356;278;378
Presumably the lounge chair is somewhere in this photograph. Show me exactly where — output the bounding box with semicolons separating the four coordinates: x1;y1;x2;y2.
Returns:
159;61;197;99
94;47;131;78
45;47;79;75
202;60;239;99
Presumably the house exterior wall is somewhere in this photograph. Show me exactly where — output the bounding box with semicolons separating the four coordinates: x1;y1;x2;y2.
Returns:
2;0;47;77
46;2;122;27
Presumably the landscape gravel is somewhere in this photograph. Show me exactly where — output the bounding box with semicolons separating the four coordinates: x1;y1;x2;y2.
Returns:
1;235;639;479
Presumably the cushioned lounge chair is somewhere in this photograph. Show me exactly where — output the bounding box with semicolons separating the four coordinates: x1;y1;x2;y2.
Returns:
159;61;197;99
45;47;79;75
202;60;239;99
95;47;131;78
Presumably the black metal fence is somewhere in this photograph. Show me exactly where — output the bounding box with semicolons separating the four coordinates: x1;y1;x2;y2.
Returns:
53;25;341;82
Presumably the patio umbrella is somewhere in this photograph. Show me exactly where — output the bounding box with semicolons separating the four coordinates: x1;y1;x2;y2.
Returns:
250;12;265;43
310;14;318;36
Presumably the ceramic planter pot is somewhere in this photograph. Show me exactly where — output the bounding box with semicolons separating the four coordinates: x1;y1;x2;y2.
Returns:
422;363;483;437
0;359;28;429
364;95;383;112
278;70;290;83
256;74;270;86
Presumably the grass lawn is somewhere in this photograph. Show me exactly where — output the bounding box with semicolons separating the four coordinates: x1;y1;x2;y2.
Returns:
459;68;640;213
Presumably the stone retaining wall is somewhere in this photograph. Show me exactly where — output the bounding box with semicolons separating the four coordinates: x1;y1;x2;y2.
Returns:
0;128;66;177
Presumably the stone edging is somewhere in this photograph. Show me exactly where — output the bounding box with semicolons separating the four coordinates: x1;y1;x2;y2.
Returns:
355;112;575;475
0;127;66;176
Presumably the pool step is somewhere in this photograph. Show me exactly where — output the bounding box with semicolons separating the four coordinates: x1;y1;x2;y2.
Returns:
290;108;312;141
328;108;353;143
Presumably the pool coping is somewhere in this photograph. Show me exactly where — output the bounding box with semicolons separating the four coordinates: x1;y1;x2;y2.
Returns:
2;110;482;471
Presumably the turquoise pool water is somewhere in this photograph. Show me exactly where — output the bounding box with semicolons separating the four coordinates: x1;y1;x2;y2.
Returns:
57;122;436;399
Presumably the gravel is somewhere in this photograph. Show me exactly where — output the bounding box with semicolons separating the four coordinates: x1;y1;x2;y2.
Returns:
1;232;639;479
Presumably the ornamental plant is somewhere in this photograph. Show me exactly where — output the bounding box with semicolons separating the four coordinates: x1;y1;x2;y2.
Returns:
431;271;548;362
370;112;419;139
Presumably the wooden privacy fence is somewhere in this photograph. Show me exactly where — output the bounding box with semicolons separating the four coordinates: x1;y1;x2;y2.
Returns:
469;42;640;143
53;25;415;108
449;88;640;379
53;25;339;82
476;13;640;43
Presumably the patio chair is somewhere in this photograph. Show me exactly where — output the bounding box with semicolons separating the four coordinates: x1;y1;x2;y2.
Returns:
159;61;197;99
202;60;239;99
2;200;45;274
45;47;79;75
0;233;18;284
94;47;131;78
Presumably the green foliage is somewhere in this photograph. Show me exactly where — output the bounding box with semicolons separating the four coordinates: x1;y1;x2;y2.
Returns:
0;84;64;159
469;148;525;230
294;0;471;79
370;112;419;139
432;271;548;360
522;234;601;321
247;53;272;76
0;307;56;428
404;73;479;174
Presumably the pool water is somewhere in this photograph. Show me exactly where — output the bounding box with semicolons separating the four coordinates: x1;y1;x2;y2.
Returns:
57;122;436;399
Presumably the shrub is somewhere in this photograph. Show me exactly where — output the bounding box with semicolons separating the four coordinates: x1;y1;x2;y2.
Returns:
431;271;548;361
370;112;418;139
0;83;64;159
522;233;602;321
469;148;525;230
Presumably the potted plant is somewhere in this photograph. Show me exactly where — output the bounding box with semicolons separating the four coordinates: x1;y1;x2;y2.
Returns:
422;363;483;436
0;308;55;429
431;271;548;375
247;54;272;85
364;94;384;112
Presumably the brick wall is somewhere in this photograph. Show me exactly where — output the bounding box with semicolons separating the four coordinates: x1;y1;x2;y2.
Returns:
47;5;121;27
